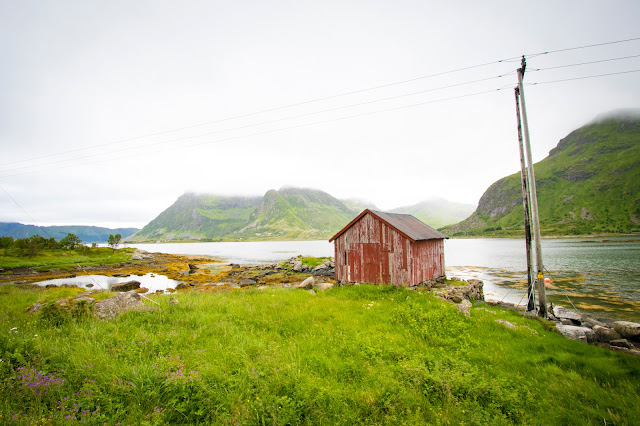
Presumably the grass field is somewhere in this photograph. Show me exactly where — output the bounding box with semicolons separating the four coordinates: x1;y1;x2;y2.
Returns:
0;247;134;272
0;283;638;425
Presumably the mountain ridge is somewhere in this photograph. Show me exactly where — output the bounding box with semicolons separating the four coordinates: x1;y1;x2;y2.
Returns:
0;223;138;243
129;188;473;242
443;114;640;236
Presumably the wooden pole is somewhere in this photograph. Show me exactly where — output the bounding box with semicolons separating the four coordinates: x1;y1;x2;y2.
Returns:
517;56;548;318
514;87;536;312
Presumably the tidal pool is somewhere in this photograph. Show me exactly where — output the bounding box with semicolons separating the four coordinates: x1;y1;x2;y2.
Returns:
34;273;180;293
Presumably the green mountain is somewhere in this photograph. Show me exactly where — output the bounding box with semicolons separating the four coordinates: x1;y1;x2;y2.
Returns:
129;193;261;241
130;187;496;242
0;222;138;243
230;187;356;240
129;188;358;241
391;198;475;229
444;112;640;237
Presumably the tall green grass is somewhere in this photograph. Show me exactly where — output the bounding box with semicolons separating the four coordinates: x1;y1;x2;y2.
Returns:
0;247;134;271
0;284;638;424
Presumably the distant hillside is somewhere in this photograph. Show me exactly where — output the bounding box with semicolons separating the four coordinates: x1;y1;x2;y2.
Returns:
130;187;486;242
129;193;262;241
230;187;356;240
391;198;475;229
444;113;640;237
128;188;358;241
0;223;138;243
341;198;379;213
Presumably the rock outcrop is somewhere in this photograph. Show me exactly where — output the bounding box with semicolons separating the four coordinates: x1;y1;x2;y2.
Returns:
111;280;141;292
548;305;640;355
94;291;144;320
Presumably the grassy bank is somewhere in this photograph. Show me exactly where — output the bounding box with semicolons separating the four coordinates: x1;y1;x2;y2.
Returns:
0;247;134;272
1;284;639;425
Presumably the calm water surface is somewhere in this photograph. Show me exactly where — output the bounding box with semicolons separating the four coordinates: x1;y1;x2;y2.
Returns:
35;273;179;293
127;237;640;321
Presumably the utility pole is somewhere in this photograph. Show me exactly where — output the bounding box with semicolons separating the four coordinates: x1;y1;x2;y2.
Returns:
514;87;535;312
517;56;547;318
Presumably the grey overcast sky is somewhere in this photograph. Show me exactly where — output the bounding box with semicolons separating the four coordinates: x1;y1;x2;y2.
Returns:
1;0;639;228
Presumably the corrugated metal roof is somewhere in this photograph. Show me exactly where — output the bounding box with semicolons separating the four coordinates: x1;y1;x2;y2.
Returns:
329;209;447;242
369;210;447;241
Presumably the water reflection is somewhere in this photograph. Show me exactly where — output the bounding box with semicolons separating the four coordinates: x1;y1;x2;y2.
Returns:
34;273;179;293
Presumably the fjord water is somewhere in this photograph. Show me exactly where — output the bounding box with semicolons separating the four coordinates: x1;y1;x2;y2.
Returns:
128;237;640;321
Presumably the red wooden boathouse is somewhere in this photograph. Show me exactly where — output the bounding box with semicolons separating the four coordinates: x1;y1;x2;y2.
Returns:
329;209;447;286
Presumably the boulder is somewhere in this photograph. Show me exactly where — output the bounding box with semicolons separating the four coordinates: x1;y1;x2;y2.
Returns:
466;279;485;301
555;324;594;343
136;287;149;294
239;279;257;287
610;339;634;349
72;296;95;305
456;299;472;317
307;289;316;296
315;283;334;292
27;302;45;314
132;250;152;261
313;263;328;272
111;280;141;292
230;264;240;269
296;276;315;290
553;306;582;323
593;325;621;343
583;317;607;328
613;321;640;340
94;291;143;320
496;320;517;330
188;263;198;271
175;283;188;290
451;295;463;303
292;261;303;272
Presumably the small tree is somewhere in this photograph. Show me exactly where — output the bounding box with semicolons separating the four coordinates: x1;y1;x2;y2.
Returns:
0;236;14;256
46;237;58;251
107;233;121;252
59;233;82;250
14;235;45;258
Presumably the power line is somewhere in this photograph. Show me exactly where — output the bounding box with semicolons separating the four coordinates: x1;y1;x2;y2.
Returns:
0;185;51;238
0;73;511;174
528;68;640;86
2;36;639;173
0;87;506;178
531;54;640;71
525;36;640;57
0;59;517;167
2;62;638;178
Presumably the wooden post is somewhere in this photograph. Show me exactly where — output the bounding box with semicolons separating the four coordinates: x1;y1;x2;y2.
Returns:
514;87;536;312
517;56;548;318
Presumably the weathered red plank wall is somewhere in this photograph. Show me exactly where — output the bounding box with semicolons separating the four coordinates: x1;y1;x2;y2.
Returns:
333;212;445;286
410;239;445;284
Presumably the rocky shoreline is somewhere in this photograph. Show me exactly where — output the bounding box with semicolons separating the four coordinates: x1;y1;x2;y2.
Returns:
484;300;640;356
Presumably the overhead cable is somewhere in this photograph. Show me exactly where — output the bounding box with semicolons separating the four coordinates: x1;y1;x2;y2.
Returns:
0;73;510;174
528;69;640;85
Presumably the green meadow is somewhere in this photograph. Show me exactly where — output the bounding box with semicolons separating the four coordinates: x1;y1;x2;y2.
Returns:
0;284;638;425
0;247;134;273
